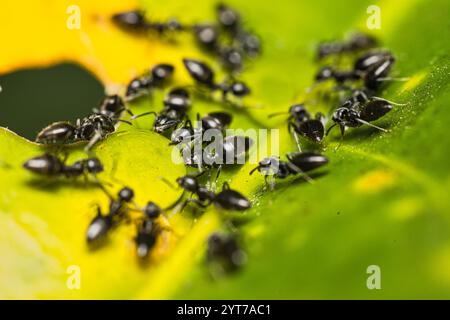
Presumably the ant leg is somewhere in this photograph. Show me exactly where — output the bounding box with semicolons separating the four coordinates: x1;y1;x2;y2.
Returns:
292;130;302;152
158;176;177;190
84;130;103;154
334;125;346;151
287;162;315;184
222;181;230;191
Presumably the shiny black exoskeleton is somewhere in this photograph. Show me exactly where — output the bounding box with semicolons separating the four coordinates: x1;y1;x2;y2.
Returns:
134;201;164;259
207;232;246;273
86;187;135;244
269;104;325;146
317;33;377;60
327;99;393;138
112;10;148;32
150;88;191;134
183;135;253;172
315;66;361;84
182;58;251;101
176;176;251;211
125;64;175;99
113;10;184;34
23;153;103;178
170;111;232;145
94;95;126;119
249;152;329;180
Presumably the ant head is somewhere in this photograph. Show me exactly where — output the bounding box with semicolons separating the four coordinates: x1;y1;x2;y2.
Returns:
216;3;240;30
144;201;161;219
288;104;309;119
151;64;174;86
315;66;334;82
99;95;125;117
125;77;146;98
176;175;199;193
118;187;134;202
194;24;219;48
231;81;250;97
86;157;104;174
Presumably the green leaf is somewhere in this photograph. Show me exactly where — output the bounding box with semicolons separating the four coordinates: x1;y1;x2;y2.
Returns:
1;0;449;299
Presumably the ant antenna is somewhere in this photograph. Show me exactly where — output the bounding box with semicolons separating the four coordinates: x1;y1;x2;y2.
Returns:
371;96;408;106
131;111;157;120
267;111;289;118
326;123;338;136
158;176;177;190
249;165;261;175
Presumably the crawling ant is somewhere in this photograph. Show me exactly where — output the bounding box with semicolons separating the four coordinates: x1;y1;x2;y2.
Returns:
133;87;191;134
86;187;135;244
36;113;128;152
182;58;251;103
23;153;103;179
112;10;148;33
326;98;394;139
112;10;185;34
182;135;253;179
125;64;175;100
316;32;377;60
269;104;325;148
170;111;232;146
250;152;328;187
207;232;246;273
133;201;167;259
177;175;251;211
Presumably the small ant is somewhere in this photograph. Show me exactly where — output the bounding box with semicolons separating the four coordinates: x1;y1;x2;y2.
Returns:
133;201;168;259
207;232;246;273
23;153;103;178
250;152;329;185
182;58;251;102
170;111;232;146
86;187;135;244
125;64;175;100
316;32;377;60
326;98;394;139
132;87;191;134
269;104;325;149
177;175;251;211
112;10;185;35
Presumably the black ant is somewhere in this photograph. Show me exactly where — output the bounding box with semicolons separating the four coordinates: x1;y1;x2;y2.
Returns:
182;135;253;180
86;187;135;244
326;97;394;139
36;114;129;152
112;10;148;33
250;152;329;186
170;111;232;146
133;201;172;259
316;32;378;60
182;58;251;102
269;104;325;149
125;63;175;100
207;232;246;274
132;87;191;134
177;175;251;211
112;10;185;35
23;153;103;179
